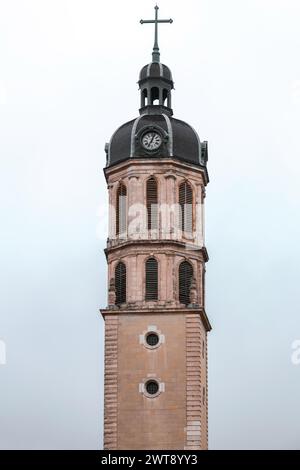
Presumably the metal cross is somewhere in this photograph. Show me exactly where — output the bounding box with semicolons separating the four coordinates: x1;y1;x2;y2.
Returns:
140;5;173;63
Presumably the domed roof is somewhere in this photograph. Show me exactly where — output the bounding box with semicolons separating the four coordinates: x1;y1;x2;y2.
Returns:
139;62;173;83
106;114;208;169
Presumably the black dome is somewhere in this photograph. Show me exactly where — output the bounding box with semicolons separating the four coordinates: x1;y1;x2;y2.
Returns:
106;114;208;168
139;62;173;83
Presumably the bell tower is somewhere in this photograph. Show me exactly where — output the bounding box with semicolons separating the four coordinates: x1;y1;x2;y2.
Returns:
101;6;211;450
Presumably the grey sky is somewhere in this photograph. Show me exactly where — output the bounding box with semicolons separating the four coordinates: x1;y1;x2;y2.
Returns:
0;0;300;449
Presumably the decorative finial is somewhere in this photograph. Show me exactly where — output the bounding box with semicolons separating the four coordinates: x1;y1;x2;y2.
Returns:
140;5;173;63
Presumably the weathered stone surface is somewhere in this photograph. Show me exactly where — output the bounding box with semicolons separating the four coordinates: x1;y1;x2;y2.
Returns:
102;159;210;450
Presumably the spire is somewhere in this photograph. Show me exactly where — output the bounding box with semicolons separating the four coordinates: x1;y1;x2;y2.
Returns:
140;5;173;63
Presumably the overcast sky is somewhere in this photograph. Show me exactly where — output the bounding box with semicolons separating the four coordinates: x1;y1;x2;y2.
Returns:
0;0;300;450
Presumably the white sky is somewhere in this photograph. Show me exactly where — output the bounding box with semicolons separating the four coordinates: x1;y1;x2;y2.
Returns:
0;0;300;449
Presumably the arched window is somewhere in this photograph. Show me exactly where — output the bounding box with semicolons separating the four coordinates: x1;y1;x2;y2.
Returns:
179;260;193;305
142;88;148;107
115;262;126;304
116;183;127;236
179;181;193;234
145;257;158;300
147;177;158;230
150;87;159;105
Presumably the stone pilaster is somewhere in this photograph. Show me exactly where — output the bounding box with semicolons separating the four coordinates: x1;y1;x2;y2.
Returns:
103;315;118;450
205;331;209;449
164;173;177;240
108;183;115;241
128;176;139;240
185;313;202;450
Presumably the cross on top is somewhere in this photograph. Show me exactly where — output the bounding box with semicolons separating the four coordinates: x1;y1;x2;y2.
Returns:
140;5;173;63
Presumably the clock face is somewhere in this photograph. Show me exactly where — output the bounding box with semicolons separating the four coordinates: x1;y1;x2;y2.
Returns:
141;131;162;151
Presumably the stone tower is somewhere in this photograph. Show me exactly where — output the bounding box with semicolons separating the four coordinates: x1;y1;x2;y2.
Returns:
101;6;211;450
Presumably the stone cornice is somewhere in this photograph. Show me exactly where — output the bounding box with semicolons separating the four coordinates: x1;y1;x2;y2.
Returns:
100;306;212;332
105;239;209;262
103;157;209;186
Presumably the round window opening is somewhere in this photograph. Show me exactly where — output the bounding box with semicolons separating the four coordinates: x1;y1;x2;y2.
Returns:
146;332;159;347
145;380;159;395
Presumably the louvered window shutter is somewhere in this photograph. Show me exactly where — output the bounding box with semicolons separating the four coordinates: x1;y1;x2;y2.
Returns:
179;182;193;233
115;262;126;304
179;261;193;305
116;184;127;236
147;178;158;230
145;258;158;300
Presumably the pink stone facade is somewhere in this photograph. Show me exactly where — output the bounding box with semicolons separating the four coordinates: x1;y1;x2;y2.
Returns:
101;157;211;450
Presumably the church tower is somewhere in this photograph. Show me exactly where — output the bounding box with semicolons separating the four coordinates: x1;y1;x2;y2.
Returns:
101;6;211;450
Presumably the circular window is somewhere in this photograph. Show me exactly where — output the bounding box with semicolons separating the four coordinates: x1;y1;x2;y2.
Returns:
146;332;159;347
145;380;159;395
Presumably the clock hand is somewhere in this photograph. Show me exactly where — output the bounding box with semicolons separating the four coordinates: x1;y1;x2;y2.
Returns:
149;133;155;145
